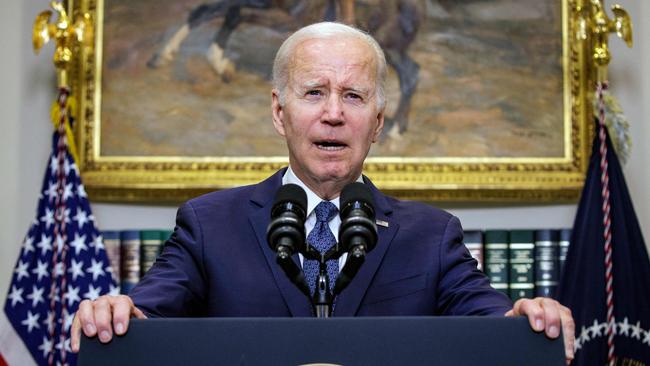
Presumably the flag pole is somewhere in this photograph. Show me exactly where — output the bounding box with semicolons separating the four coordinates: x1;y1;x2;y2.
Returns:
597;78;616;366
575;1;633;364
33;0;92;175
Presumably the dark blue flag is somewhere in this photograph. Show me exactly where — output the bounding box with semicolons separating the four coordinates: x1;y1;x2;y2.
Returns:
0;92;118;366
557;119;650;365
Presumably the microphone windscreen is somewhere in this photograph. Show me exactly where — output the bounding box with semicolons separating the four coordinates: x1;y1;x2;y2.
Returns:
273;183;308;213
340;182;375;211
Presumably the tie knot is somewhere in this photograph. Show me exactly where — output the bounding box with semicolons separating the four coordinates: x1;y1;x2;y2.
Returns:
314;201;338;223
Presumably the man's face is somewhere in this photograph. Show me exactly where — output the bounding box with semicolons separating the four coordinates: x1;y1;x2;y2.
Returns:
271;36;385;198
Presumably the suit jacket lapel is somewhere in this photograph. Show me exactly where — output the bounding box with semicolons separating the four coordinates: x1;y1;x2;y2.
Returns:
333;177;400;316
247;171;399;317
248;169;313;317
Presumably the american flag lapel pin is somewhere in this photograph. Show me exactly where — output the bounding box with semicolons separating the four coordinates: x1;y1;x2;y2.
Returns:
376;219;389;228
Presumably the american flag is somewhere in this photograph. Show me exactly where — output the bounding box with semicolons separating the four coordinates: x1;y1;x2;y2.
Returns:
0;90;118;366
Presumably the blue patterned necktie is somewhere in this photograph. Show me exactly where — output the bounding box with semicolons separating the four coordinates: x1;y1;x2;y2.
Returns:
304;201;339;295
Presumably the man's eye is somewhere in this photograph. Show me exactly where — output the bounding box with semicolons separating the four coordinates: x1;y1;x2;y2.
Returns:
345;93;362;100
306;90;322;96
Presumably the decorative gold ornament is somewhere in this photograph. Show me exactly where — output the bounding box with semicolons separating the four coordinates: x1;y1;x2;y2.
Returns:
575;0;632;81
33;1;93;87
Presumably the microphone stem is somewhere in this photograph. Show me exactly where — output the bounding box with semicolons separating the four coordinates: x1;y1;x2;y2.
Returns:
315;304;330;318
333;245;366;295
276;247;310;297
312;266;333;318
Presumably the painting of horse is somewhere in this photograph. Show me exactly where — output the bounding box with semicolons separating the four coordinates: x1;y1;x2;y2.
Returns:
98;0;564;159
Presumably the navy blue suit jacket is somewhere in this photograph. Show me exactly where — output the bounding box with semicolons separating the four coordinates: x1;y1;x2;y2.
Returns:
131;169;512;317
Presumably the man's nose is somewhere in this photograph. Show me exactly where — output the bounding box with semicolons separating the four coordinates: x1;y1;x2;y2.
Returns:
322;94;344;125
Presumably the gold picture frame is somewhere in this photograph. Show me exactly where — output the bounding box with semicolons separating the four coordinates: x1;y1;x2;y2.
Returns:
73;0;594;203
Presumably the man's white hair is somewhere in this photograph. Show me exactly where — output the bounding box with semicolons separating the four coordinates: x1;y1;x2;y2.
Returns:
272;22;387;110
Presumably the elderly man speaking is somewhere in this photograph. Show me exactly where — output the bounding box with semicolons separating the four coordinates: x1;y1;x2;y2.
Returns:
71;22;575;363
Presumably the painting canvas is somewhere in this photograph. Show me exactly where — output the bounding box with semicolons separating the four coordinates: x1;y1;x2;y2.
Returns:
76;0;590;202
99;0;564;159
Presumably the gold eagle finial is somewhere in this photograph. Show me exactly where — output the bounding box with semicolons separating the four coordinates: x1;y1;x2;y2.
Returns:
575;0;633;81
32;1;93;87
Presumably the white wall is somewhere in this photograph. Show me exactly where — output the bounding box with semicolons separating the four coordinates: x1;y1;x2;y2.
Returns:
1;0;57;304
1;0;648;304
609;0;650;246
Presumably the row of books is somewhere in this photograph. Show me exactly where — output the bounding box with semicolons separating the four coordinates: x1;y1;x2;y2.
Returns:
102;230;173;294
103;228;571;302
465;229;571;302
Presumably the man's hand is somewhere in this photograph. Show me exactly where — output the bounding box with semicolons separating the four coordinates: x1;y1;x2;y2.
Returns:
506;297;575;365
70;295;146;353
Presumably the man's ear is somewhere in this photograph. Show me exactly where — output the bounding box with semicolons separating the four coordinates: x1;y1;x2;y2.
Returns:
371;109;385;143
271;89;286;137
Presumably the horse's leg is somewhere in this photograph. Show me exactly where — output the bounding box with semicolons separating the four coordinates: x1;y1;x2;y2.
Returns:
323;0;354;24
379;0;421;137
324;0;337;21
339;0;355;25
148;2;230;68
146;25;191;68
206;5;241;81
387;50;419;135
205;0;273;80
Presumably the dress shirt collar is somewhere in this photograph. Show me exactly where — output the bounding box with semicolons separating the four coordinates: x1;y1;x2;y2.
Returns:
282;166;363;217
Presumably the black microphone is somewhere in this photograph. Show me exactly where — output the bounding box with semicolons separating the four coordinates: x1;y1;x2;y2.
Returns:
334;182;378;294
266;184;310;296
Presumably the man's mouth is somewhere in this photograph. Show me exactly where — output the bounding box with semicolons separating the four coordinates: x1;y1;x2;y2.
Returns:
315;140;346;151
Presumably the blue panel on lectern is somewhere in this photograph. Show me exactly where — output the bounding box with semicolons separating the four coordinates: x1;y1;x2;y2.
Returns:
78;317;564;366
